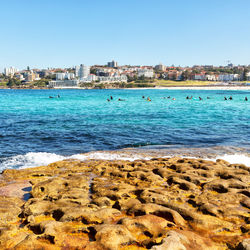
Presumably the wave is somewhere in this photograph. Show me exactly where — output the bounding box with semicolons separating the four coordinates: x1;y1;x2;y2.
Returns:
0;150;249;171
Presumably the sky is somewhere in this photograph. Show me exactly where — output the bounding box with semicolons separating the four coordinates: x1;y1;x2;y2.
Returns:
0;0;250;71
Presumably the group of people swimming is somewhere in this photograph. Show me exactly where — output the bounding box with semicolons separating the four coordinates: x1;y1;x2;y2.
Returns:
107;96;126;102
107;95;248;102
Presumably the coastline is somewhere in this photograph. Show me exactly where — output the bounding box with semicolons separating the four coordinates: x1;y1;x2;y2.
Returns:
1;85;250;91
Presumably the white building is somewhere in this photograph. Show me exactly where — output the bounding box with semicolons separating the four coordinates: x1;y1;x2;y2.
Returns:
98;75;127;83
4;67;19;77
49;79;79;88
80;74;98;83
56;72;75;80
79;64;90;79
218;74;239;81
138;68;154;78
246;72;250;81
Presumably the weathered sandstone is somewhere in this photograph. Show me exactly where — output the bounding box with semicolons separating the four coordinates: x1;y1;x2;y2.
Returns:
0;157;249;249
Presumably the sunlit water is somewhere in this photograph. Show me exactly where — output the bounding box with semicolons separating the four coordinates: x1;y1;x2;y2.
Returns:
0;89;249;169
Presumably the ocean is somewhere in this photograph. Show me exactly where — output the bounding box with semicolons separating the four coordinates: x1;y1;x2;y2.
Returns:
0;88;249;170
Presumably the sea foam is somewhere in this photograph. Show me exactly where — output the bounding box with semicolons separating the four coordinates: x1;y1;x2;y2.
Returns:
0;151;249;171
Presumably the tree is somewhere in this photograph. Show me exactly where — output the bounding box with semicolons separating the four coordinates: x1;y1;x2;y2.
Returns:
6;78;21;87
242;68;248;81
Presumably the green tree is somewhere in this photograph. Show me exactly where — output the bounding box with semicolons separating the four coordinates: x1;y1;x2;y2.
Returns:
242;68;248;81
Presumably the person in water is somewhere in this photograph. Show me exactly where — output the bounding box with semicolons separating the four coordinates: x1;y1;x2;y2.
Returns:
245;97;248;101
142;96;145;99
199;97;203;100
57;94;60;98
224;97;227;100
147;97;151;101
49;96;54;98
107;98;110;102
118;98;125;101
229;96;233;100
110;96;113;100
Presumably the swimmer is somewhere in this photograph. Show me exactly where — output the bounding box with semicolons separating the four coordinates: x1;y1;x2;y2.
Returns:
224;97;227;100
118;98;125;101
147;97;151;101
199;97;203;101
172;98;176;100
245;97;248;101
167;96;171;99
186;96;189;99
207;97;210;99
57;94;60;98
107;99;110;102
110;96;113;100
229;96;233;100
49;96;54;98
142;96;145;99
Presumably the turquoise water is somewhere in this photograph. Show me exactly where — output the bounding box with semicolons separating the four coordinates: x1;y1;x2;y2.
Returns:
0;89;249;169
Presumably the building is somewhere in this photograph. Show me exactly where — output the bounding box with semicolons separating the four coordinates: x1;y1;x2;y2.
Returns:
56;72;75;80
155;64;166;71
107;60;118;68
4;67;19;77
98;75;127;83
23;71;40;82
218;74;239;82
49;79;79;88
80;74;98;83
78;64;90;79
138;68;154;78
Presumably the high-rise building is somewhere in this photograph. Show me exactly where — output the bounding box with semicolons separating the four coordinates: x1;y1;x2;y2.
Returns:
4;67;19;77
79;64;90;79
75;65;80;77
107;60;118;68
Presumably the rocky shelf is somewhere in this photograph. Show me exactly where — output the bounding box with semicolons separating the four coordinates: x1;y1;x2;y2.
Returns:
0;157;249;249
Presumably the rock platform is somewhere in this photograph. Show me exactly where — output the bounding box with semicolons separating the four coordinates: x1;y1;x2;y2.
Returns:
0;157;249;249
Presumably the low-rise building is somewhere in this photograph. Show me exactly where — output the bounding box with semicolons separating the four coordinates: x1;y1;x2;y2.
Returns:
218;74;239;81
49;79;79;88
98;75;127;83
138;68;154;78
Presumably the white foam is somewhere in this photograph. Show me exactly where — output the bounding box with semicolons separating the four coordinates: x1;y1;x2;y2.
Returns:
0;151;249;171
69;152;152;162
213;154;250;166
0;152;65;171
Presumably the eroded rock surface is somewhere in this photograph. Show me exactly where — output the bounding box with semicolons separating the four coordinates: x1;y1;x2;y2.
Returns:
0;157;249;249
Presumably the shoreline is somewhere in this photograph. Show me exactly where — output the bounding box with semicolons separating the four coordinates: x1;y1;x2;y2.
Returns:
1;146;249;171
1;85;250;90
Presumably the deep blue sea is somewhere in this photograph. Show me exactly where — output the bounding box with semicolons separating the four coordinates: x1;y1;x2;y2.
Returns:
0;89;249;169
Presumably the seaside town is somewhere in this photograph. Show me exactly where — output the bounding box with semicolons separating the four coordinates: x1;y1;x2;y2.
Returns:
1;61;250;88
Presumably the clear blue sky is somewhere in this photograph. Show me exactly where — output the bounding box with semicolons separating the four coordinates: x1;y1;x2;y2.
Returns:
0;0;250;71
